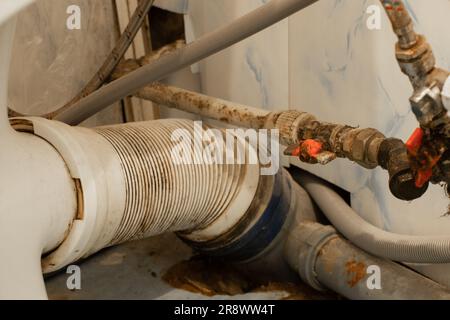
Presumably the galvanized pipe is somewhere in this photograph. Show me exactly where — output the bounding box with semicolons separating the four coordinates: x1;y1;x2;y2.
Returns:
110;46;420;200
137;83;271;129
381;0;450;189
380;0;417;50
55;0;320;125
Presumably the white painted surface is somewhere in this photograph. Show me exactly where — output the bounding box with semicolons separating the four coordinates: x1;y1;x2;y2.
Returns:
0;15;77;299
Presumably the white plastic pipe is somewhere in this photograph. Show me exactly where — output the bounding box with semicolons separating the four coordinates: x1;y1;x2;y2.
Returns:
0;5;78;299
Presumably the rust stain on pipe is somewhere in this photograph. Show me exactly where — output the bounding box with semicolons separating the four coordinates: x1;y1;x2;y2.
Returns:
345;260;367;288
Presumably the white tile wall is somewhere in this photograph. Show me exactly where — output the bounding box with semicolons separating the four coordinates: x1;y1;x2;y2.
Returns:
186;0;450;284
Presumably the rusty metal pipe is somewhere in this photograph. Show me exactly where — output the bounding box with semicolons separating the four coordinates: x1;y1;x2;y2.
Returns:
136;83;271;129
54;0;320;125
380;0;417;50
134;83;380;163
108;45;271;129
110;40;428;201
134;81;427;200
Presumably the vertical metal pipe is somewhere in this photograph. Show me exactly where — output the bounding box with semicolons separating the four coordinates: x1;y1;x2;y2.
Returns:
380;0;417;49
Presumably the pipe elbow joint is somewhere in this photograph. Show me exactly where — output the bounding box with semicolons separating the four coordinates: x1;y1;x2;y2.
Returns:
284;221;338;291
378;138;428;201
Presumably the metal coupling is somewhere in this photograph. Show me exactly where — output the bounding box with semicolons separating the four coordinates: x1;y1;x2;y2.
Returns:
341;128;385;169
275;110;317;146
396;35;436;88
410;83;447;129
378;138;429;201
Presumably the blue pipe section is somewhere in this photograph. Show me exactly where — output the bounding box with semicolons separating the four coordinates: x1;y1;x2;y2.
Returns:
201;170;292;262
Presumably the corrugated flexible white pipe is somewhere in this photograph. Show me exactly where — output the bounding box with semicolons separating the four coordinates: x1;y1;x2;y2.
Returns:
2;116;260;299
2;109;261;299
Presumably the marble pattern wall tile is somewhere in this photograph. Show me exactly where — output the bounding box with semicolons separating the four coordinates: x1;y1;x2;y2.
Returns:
186;0;289;111
289;0;450;235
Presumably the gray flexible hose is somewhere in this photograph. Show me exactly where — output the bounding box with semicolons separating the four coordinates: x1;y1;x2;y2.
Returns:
294;170;450;264
55;0;320;125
